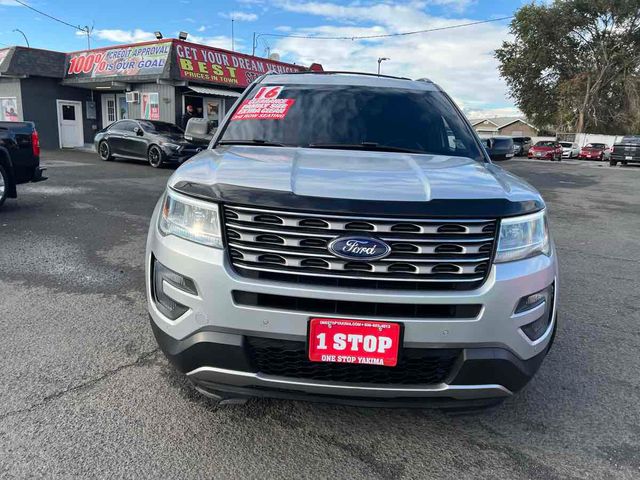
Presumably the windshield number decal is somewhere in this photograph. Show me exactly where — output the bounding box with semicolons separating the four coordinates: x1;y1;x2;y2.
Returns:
232;86;295;120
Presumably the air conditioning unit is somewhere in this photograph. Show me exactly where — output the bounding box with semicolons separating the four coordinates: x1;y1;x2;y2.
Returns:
125;91;140;103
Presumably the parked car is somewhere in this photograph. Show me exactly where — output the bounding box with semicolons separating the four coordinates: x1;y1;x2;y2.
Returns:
146;72;558;409
610;136;640;166
0;121;46;209
578;143;609;161
512;136;532;156
480;136;515;161
559;142;579;158
528;141;563;161
94;119;205;168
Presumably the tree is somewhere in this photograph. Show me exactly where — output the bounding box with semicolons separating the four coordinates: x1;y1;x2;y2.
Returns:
496;0;640;134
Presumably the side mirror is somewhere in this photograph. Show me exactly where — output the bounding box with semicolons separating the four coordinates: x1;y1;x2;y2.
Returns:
134;126;143;136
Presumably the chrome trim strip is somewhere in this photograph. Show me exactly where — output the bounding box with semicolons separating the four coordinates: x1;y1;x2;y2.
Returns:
227;205;495;224
233;263;486;282
187;366;512;399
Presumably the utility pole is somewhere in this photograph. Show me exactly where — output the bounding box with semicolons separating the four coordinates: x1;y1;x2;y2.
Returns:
377;57;389;75
231;18;235;51
12;29;29;47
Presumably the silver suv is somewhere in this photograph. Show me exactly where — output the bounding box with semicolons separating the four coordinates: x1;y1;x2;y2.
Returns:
146;72;558;409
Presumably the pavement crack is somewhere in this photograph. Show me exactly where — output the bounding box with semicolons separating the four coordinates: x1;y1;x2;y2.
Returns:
0;348;160;422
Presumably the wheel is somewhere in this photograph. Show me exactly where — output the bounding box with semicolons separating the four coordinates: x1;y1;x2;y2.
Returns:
622;161;628;165
0;164;8;208
98;141;113;161
610;159;617;166
148;145;164;168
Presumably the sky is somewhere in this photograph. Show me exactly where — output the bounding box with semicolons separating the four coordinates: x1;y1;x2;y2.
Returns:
0;0;526;117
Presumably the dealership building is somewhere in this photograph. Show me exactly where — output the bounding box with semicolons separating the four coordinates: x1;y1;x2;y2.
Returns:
0;39;311;149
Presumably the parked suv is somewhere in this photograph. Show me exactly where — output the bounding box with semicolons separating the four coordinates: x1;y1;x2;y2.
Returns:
512;136;532;156
146;73;558;409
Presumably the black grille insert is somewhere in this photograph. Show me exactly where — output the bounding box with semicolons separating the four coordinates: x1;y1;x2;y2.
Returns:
232;291;482;319
247;337;461;385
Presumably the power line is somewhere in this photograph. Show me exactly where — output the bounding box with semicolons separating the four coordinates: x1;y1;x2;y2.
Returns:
252;15;513;54
13;0;89;33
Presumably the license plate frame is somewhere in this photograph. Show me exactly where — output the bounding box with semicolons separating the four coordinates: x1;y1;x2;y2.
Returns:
307;318;402;367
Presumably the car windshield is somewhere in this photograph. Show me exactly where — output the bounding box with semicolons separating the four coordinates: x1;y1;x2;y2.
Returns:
140;121;184;135
621;136;640;144
585;143;605;148
219;84;484;161
560;142;572;147
536;141;555;147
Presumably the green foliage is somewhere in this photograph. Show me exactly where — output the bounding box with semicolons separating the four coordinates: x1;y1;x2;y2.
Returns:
496;0;640;134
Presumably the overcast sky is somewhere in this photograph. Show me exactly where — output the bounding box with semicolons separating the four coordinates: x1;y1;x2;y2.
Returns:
0;0;524;117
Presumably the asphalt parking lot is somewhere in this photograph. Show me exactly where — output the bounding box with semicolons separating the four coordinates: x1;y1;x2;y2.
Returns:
1;150;639;479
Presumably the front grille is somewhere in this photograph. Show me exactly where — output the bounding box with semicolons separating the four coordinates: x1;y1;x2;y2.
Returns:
223;205;497;289
247;337;460;385
233;291;482;319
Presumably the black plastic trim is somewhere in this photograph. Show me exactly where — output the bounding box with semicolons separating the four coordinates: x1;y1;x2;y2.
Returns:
171;182;544;218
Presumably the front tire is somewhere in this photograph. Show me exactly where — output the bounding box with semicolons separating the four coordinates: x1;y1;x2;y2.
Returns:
98;141;113;161
148;145;164;168
0;164;8;208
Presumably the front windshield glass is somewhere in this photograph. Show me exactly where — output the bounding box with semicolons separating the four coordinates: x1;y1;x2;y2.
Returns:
140;121;184;135
560;142;572;147
585;143;605;148
220;84;484;161
536;141;555;147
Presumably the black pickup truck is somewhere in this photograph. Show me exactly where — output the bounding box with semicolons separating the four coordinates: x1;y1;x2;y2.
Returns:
610;135;640;166
0;121;46;208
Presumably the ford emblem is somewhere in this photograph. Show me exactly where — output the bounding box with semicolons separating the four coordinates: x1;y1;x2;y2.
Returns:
328;236;391;261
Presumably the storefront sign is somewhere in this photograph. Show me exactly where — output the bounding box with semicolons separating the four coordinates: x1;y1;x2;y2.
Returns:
65;41;171;79
175;40;305;88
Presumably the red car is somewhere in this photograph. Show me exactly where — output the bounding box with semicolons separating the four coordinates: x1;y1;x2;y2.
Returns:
528;141;563;161
578;143;609;161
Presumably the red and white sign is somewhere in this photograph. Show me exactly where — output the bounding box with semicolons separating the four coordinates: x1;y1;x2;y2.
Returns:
231;86;295;121
308;318;401;367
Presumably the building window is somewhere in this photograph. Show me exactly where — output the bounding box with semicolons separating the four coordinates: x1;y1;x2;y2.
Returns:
106;99;116;123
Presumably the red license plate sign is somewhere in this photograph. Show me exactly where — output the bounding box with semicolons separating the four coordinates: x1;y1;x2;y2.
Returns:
308;318;401;367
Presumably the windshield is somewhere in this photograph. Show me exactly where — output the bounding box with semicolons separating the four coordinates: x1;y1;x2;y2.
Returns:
535;141;555;147
140;121;184;135
559;142;572;147
219;84;484;160
621;136;640;144
585;143;605;148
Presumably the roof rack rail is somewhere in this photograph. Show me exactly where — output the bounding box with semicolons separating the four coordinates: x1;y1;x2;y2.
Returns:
265;70;414;82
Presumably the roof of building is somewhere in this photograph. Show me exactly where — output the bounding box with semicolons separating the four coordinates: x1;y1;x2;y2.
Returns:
0;46;66;78
469;116;536;130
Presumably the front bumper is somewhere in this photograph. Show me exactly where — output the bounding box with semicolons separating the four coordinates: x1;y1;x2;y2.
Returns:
147;200;559;404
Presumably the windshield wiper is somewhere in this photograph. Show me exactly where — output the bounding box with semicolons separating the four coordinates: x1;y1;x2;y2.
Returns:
307;142;424;154
218;139;287;147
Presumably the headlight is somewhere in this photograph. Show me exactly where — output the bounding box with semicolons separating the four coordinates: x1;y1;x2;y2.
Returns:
162;142;182;151
495;210;550;263
158;189;222;248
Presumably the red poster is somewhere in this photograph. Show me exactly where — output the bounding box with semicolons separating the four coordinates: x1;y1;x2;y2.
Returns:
174;40;306;88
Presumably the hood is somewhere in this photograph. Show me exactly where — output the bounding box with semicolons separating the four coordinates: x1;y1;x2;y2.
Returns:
168;146;541;204
531;145;554;151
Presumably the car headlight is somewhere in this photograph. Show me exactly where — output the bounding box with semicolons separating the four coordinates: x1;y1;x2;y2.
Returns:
495;210;550;263
158;189;222;248
162;142;182;151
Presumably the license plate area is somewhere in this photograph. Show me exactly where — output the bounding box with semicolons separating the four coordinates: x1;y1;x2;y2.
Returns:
308;318;401;367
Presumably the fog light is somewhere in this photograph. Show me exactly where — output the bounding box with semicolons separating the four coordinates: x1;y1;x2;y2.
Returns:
518;283;554;341
152;258;196;320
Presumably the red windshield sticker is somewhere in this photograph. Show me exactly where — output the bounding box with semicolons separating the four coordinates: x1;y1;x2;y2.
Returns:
231;97;295;120
253;86;284;99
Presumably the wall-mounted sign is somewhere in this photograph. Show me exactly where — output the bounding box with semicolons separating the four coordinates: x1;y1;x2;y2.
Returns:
85;100;97;120
174;40;305;88
65;41;171;79
0;97;19;122
141;92;160;120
